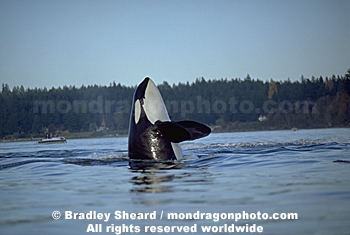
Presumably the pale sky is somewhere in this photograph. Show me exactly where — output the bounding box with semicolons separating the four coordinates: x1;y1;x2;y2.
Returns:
1;0;349;89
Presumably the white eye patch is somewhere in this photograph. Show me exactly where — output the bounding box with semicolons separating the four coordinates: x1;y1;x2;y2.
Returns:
134;99;141;124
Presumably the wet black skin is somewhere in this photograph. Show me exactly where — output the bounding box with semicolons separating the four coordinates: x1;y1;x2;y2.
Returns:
128;78;177;160
128;111;177;161
128;77;211;161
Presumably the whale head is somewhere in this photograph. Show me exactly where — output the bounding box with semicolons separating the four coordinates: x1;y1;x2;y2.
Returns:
128;77;211;161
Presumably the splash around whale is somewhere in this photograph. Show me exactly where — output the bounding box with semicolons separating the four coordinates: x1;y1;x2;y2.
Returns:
128;77;211;161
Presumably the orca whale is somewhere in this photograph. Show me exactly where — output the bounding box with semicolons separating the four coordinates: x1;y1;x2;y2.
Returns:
128;77;211;160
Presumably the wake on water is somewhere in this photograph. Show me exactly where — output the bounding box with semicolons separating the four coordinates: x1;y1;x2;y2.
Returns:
1;136;349;171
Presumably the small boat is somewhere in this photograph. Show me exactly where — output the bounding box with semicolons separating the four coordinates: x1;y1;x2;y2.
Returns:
38;136;67;144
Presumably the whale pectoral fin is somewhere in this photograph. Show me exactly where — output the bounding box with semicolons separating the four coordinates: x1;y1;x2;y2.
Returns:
155;121;191;143
155;120;211;143
175;121;211;140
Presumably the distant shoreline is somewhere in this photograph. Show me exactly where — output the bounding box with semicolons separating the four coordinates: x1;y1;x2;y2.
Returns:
1;126;348;143
0;131;128;143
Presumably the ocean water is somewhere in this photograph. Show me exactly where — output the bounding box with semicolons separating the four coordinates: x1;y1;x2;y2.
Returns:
0;128;349;235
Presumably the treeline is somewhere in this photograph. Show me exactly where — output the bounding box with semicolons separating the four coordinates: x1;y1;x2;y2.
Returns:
1;69;350;139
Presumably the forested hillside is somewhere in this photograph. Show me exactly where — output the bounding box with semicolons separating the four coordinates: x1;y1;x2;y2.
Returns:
1;69;350;139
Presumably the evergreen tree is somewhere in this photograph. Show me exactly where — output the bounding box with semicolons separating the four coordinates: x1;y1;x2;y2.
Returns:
1;69;350;139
